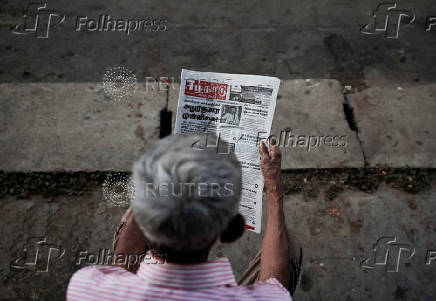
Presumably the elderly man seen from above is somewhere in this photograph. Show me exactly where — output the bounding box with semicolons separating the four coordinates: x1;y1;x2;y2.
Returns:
67;133;302;301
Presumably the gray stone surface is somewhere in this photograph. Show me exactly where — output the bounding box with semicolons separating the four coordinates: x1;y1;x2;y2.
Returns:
211;183;436;300
2;180;434;300
0;83;166;171
1;0;436;85
271;79;364;169
348;83;436;167
0;191;126;300
0;1;435;301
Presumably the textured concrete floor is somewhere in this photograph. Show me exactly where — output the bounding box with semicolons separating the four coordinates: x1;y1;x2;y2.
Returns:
1;0;436;83
1;177;435;300
212;182;436;301
1;0;436;300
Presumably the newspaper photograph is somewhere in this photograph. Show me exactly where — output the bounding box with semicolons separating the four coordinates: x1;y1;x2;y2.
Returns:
174;69;280;233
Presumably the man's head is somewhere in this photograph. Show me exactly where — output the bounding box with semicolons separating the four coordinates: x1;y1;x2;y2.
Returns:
130;133;244;260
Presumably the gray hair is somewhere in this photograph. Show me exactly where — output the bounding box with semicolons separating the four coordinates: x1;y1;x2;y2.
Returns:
130;133;242;251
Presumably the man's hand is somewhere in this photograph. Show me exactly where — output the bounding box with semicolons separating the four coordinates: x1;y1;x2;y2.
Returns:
259;139;282;194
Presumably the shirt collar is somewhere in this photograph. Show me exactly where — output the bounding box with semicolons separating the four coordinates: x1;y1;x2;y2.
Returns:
137;254;237;289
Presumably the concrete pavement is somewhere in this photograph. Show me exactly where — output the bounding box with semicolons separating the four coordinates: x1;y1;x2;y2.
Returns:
1;0;435;300
1;175;434;300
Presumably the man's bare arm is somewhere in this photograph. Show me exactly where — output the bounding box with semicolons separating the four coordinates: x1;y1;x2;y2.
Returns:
113;209;148;273
258;140;290;288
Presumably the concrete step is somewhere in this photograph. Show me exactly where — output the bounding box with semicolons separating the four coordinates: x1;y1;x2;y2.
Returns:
347;83;436;168
0;83;165;171
1;80;433;171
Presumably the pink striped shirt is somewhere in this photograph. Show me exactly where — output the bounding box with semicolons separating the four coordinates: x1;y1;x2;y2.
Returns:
67;257;292;301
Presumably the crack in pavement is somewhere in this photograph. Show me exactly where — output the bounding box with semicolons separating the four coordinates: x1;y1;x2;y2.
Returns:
342;92;369;167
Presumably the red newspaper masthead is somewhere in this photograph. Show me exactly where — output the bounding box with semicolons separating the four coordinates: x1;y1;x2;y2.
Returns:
185;79;228;100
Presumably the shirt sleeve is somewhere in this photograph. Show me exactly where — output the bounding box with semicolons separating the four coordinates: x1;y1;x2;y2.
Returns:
67;267;95;300
263;277;293;300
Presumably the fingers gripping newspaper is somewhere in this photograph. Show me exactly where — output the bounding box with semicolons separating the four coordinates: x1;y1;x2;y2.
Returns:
174;69;280;233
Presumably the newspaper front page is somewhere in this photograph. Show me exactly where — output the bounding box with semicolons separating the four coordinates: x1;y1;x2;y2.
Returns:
174;69;280;233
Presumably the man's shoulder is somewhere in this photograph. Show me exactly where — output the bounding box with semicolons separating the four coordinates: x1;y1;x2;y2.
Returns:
71;264;138;284
67;265;139;300
73;264;128;276
222;278;292;301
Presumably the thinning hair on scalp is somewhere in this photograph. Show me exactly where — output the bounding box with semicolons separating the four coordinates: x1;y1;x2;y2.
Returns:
130;133;242;252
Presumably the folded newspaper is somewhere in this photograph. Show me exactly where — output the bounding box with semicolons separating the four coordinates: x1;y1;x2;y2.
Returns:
174;69;280;233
